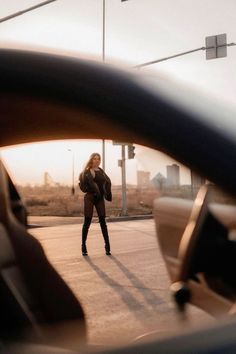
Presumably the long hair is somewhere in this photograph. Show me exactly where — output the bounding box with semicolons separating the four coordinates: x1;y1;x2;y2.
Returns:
82;153;101;174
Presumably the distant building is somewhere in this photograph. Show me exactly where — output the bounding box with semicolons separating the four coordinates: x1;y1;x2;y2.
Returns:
191;171;206;190
137;170;150;187
43;171;58;187
166;164;180;187
44;172;52;187
151;172;166;190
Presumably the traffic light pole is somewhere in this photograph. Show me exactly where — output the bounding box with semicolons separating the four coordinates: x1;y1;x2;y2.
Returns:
113;141;135;216
121;145;128;216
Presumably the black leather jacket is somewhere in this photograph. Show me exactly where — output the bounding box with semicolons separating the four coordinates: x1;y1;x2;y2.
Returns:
79;168;112;202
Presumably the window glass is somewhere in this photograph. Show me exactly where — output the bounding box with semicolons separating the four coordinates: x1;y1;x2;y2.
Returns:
1;139;196;217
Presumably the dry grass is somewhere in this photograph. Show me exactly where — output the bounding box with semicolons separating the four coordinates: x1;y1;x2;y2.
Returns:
19;184;232;217
18;185;161;217
17;185;236;217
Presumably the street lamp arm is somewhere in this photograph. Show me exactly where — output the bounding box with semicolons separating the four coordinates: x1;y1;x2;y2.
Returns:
0;0;58;23
228;42;236;47
134;41;236;69
134;46;205;68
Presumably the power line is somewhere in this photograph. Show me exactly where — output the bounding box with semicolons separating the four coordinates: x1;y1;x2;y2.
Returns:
0;0;58;23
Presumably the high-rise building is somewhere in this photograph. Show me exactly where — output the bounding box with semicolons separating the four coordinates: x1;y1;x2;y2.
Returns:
166;164;180;187
151;172;166;190
137;170;150;187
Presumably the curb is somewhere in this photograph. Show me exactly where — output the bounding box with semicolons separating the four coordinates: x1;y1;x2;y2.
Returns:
27;214;153;228
107;215;153;222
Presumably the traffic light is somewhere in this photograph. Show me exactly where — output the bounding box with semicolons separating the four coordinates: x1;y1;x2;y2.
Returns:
128;144;135;159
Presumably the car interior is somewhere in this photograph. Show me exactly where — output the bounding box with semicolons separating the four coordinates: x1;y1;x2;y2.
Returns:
155;184;236;317
2;48;236;353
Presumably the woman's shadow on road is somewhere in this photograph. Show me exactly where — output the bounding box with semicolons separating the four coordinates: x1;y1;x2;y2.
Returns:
84;255;168;324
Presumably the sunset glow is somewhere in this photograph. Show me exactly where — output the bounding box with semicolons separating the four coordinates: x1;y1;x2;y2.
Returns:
0;139;188;186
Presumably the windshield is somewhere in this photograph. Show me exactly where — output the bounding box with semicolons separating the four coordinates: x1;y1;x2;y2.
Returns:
0;1;235;109
1;139;236;348
1;1;236;351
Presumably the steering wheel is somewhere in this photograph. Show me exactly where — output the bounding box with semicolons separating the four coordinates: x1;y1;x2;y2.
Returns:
178;184;212;281
170;184;213;308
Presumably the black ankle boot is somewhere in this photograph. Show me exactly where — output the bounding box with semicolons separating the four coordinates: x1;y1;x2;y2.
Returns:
82;243;88;256
81;217;91;256
99;217;111;255
105;244;111;256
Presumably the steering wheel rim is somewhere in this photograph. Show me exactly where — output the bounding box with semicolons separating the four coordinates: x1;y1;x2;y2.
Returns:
177;184;212;283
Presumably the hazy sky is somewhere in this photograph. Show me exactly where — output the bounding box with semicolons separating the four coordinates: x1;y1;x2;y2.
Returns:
0;0;235;185
1;140;186;186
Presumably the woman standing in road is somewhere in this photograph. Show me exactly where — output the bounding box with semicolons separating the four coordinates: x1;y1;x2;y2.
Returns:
79;153;112;256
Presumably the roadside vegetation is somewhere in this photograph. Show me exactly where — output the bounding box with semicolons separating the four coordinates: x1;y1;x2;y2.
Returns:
18;183;234;217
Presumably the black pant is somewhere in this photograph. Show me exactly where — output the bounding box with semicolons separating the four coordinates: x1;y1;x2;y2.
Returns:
84;193;105;218
82;194;110;252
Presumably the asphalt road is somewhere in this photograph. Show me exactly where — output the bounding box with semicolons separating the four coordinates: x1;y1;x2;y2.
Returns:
30;218;214;349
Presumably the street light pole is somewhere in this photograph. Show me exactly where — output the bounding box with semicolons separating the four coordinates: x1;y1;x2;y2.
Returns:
102;0;105;63
68;149;75;195
102;0;106;170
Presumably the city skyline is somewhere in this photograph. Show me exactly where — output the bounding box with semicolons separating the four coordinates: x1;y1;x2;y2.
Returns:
0;140;190;187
